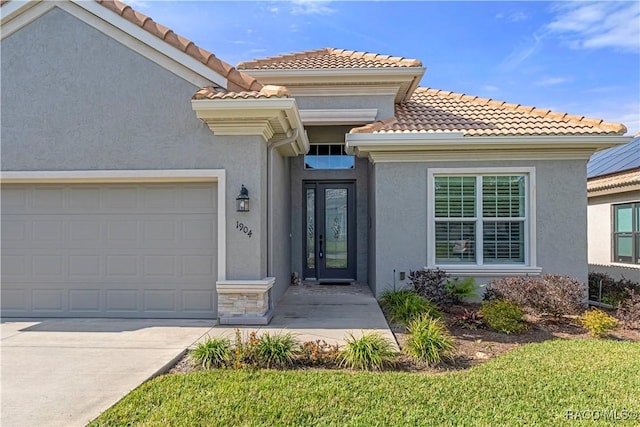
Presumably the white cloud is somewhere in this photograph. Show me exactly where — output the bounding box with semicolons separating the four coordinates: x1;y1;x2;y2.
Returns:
481;85;499;93
535;76;572;86
547;2;640;53
289;0;335;15
496;11;528;22
500;33;544;70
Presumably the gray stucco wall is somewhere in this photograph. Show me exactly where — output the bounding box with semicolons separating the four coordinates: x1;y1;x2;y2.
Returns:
1;7;279;313
371;159;591;296
295;95;396;121
270;150;292;303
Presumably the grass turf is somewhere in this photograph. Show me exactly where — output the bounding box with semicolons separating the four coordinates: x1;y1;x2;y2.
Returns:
90;339;640;426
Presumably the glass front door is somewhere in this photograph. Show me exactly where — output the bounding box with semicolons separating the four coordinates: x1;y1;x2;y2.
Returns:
303;182;356;280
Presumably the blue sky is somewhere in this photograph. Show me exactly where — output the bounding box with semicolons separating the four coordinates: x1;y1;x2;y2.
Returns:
129;1;640;134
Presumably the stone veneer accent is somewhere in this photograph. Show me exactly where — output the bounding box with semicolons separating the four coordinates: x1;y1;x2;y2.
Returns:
216;278;275;325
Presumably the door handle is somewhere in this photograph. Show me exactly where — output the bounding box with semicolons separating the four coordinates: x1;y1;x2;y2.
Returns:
319;234;323;259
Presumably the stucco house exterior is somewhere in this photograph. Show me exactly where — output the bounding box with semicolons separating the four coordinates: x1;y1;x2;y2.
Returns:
1;0;631;324
587;136;640;280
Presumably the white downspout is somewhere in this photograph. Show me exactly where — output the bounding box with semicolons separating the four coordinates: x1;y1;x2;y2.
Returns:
267;128;300;277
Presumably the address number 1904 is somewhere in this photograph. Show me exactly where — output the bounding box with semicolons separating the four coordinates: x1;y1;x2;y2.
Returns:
236;221;252;238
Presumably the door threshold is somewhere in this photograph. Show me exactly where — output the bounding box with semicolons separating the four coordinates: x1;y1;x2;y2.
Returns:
302;278;355;286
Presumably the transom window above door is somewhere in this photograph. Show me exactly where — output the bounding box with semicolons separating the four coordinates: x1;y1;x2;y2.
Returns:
427;168;538;272
304;144;355;170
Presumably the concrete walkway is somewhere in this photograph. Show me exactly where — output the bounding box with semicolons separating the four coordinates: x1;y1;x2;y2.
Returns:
202;282;397;348
1;283;395;427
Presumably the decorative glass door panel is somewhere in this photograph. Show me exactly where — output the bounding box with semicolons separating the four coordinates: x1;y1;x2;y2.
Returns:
303;182;356;280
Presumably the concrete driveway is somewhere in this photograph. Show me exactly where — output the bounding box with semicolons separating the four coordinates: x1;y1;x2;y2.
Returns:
1;319;215;427
1;284;395;427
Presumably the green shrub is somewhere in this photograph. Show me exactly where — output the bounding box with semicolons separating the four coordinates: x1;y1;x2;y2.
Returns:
581;309;619;337
404;314;456;366
454;309;485;330
338;332;396;371
255;332;299;368
380;289;442;325
408;268;454;307
484;275;585;316
589;272;640;306
190;337;232;369
481;300;528;334
445;277;480;303
617;289;640;329
298;340;340;367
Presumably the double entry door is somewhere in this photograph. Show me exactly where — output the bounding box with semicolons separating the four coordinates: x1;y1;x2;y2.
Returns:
303;182;356;281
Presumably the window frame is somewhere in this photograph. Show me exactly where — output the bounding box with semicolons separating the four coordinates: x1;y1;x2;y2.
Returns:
304;143;355;170
427;167;538;275
612;201;640;265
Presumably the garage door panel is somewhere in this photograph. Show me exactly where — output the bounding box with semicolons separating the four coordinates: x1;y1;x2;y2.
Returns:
1;183;218;318
69;289;101;312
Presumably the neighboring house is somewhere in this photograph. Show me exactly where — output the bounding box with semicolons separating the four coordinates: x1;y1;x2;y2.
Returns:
1;0;631;323
587;136;640;280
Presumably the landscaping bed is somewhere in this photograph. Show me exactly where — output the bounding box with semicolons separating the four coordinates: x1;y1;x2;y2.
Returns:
389;304;640;372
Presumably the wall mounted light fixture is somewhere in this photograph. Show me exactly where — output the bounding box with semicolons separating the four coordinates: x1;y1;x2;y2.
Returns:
236;184;250;212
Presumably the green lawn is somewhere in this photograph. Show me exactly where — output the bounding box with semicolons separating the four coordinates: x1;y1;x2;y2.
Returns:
91;339;640;426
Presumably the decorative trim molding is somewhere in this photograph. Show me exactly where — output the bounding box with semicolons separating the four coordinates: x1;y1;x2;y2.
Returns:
299;109;378;125
346;134;631;162
0;169;227;282
216;277;276;293
191;98;309;156
367;149;599;162
1;1;55;40
243;68;424;102
206;120;275;140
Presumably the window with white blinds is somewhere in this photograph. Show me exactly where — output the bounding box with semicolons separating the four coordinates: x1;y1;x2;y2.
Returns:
433;173;528;265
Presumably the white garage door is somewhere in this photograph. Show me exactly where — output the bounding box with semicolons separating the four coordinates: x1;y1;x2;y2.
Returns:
1;183;218;318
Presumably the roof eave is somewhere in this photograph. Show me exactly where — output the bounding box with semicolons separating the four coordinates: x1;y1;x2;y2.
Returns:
191;97;309;156
345;133;632;161
242;67;426;102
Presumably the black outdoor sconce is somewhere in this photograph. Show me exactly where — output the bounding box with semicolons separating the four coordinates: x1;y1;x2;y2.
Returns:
236;184;250;212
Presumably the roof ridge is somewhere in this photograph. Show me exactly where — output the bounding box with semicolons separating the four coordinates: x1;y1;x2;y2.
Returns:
328;48;422;67
237;47;422;69
414;87;627;134
95;0;262;92
238;48;332;69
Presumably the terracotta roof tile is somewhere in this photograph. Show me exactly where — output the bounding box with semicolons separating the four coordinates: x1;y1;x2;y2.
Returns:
237;48;423;70
350;87;627;136
193;85;290;100
95;0;261;92
588;169;640;192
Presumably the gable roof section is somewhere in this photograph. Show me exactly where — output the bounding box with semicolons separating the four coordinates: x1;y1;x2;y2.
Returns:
1;0;261;92
587;136;640;178
350;87;627;136
237;48;422;70
236;48;425;103
94;0;261;92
